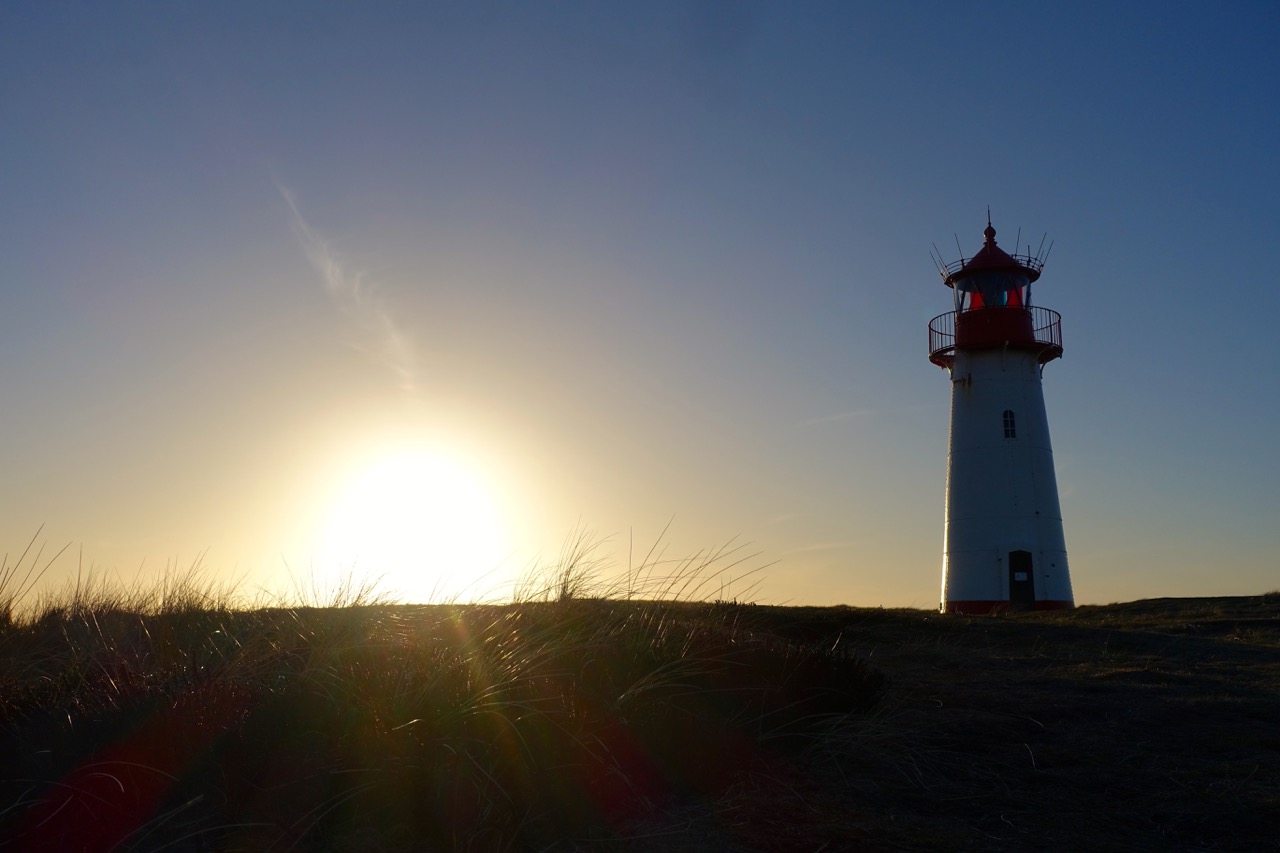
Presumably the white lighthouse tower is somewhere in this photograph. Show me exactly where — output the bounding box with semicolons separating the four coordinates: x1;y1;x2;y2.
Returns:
928;218;1074;614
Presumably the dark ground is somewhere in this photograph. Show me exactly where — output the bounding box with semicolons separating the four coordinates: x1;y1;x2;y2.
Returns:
582;595;1280;852
2;595;1277;851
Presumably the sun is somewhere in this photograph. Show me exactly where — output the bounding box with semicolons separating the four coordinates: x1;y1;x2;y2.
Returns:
314;446;509;602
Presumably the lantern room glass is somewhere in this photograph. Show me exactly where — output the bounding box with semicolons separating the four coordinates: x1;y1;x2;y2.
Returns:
955;271;1029;312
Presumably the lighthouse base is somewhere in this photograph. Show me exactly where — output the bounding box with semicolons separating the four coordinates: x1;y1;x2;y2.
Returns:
943;599;1074;615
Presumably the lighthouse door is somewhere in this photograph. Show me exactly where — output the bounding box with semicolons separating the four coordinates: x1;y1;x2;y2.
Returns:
1008;550;1035;607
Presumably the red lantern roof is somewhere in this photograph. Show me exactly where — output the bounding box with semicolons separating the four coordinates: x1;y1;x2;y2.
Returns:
941;220;1044;288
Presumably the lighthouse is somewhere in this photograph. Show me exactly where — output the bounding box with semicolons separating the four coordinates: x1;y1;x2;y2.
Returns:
928;219;1074;614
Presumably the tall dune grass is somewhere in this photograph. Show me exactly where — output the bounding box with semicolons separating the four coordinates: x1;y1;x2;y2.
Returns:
0;532;881;851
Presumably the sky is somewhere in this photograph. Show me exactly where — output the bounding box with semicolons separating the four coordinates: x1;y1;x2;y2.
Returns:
2;1;1278;608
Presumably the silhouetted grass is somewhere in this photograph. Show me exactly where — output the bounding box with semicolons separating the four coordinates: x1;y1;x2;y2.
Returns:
0;539;879;851
2;533;1277;851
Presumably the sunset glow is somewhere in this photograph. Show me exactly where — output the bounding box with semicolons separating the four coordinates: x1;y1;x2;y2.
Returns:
3;4;1278;607
313;447;510;602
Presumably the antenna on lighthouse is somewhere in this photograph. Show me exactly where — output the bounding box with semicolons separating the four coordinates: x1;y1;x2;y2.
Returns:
930;243;948;277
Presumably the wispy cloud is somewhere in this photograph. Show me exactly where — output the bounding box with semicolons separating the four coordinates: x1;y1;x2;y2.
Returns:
802;408;877;427
281;188;416;392
795;541;856;553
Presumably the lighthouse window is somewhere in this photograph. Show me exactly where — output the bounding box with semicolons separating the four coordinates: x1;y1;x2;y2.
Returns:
1003;410;1017;439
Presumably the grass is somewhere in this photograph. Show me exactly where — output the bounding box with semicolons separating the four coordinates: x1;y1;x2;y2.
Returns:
0;540;1276;851
0;536;875;851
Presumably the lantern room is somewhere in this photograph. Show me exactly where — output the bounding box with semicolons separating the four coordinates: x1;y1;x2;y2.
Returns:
928;221;1061;369
944;222;1039;313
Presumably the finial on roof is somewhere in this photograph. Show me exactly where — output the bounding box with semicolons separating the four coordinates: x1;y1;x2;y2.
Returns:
983;210;997;246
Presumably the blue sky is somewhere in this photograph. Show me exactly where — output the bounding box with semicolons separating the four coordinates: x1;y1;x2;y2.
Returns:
2;1;1277;606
